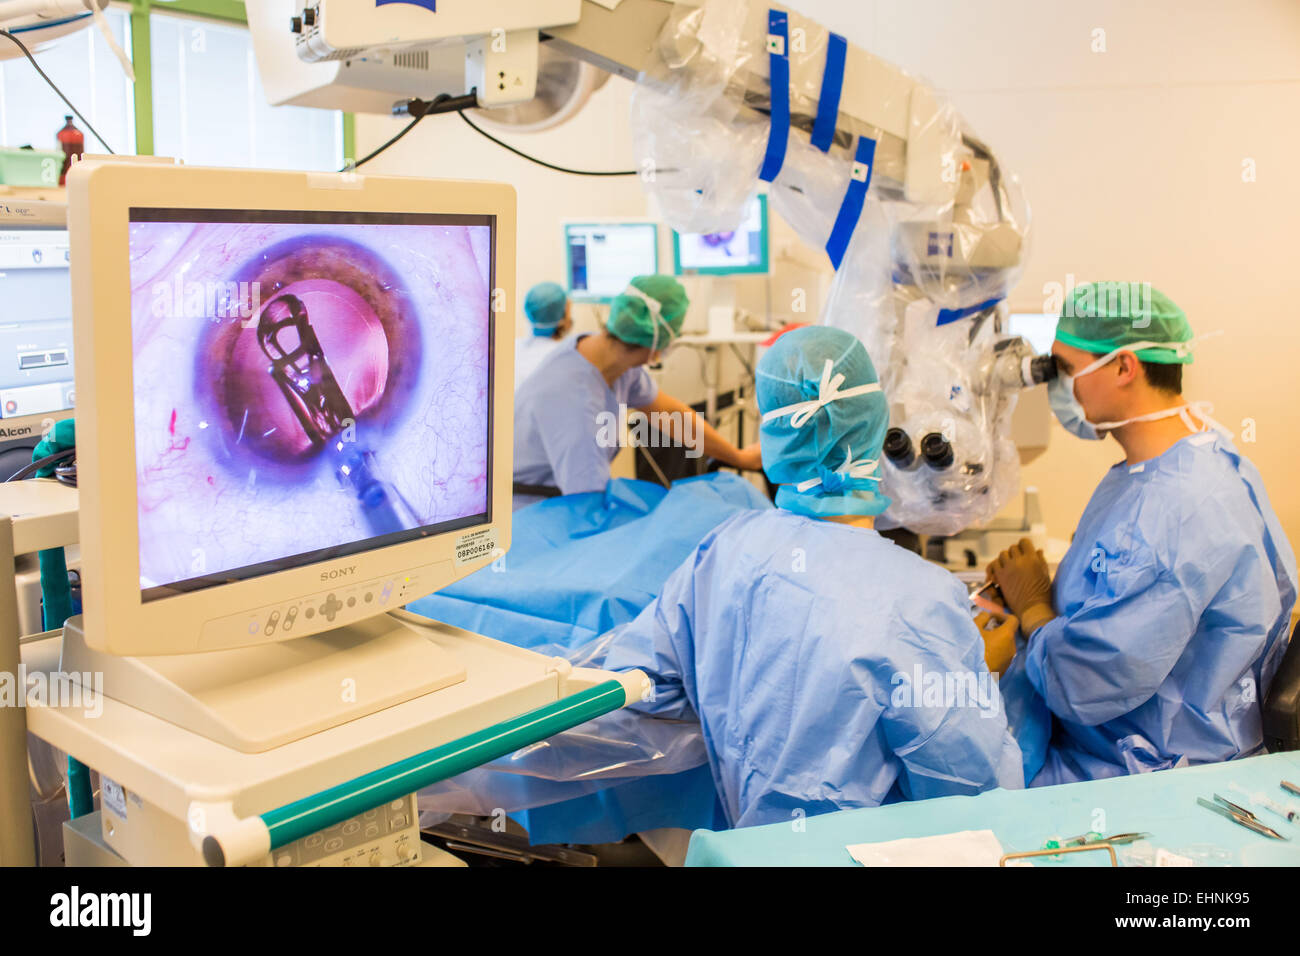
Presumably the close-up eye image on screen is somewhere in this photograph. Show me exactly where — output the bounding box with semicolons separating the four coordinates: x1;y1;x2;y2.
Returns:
127;211;494;599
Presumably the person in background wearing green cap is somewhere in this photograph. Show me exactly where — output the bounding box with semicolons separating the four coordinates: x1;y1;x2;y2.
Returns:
512;274;761;510
987;281;1297;786
515;281;573;386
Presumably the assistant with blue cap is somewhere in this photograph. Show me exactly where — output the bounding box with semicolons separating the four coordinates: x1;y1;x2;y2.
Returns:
989;282;1297;785
591;326;1024;828
515;281;573;386
512;274;762;510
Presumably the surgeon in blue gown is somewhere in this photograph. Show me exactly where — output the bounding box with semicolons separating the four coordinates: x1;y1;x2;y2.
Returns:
512;274;761;510
988;283;1297;786
514;281;573;387
593;326;1024;828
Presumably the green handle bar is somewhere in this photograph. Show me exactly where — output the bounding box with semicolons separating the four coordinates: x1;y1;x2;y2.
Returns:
255;679;629;851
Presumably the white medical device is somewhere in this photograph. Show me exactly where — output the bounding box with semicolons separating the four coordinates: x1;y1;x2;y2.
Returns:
0;0;105;56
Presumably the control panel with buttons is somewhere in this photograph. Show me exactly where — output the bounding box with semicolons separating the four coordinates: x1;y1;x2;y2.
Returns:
201;565;441;649
257;792;422;868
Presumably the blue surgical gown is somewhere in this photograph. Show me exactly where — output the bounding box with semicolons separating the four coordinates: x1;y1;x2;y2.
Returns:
594;509;1024;828
513;335;657;511
514;333;563;387
1027;431;1298;786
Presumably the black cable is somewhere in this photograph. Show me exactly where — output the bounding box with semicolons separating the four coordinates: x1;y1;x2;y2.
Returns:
0;29;115;154
7;448;75;483
346;112;424;171
456;109;638;177
344;92;478;171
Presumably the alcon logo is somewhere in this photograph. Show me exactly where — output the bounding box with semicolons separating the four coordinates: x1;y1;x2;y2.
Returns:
0;426;34;438
320;566;357;582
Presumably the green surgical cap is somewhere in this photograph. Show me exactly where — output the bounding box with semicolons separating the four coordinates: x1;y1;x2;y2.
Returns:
1055;282;1193;364
606;275;689;349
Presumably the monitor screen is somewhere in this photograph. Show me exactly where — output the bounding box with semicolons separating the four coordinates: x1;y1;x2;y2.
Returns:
673;195;769;276
0;227;75;421
128;209;494;601
565;222;658;301
1006;312;1059;355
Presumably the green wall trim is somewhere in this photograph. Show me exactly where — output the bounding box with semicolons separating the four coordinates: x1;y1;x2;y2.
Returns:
128;0;153;155
151;0;247;23
342;113;356;169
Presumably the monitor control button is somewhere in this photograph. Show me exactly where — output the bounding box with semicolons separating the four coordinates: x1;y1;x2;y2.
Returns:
321;594;344;622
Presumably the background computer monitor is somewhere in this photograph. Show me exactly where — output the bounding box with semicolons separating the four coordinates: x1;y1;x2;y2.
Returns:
1006;311;1060;355
69;161;516;656
672;194;770;277
564;220;658;303
0;201;75;479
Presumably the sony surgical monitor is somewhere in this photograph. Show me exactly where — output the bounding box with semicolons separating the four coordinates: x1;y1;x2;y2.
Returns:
69;162;515;655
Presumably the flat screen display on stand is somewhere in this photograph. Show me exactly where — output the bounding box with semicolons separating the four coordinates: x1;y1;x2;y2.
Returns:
672;195;770;276
564;221;658;303
128;209;495;603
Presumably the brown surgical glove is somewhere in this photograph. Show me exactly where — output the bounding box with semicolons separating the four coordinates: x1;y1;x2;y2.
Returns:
974;610;1019;676
987;537;1056;635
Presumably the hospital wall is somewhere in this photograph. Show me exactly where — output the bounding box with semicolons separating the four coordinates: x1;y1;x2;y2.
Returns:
357;0;1300;552
354;75;648;340
788;0;1300;549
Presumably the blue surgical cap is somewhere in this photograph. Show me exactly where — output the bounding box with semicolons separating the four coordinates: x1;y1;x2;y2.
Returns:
524;282;567;336
756;326;891;518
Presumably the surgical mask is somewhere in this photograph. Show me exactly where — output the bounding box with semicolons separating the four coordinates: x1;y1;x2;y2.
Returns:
1048;339;1222;441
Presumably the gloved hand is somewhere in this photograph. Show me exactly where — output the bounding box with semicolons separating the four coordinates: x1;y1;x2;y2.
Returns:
974;610;1019;676
987;537;1055;635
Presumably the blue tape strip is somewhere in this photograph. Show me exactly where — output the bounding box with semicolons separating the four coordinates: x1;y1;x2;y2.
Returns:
936;296;1005;326
824;136;877;270
758;10;790;183
810;32;847;152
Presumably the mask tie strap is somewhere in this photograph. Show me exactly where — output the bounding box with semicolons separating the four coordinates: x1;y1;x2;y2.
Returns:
761;359;882;428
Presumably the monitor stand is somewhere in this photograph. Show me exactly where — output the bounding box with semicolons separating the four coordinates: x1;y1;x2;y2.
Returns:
60;613;466;754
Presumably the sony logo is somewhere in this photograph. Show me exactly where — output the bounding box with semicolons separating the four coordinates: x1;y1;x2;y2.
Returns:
320;566;357;581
